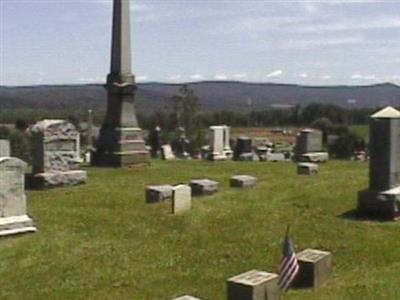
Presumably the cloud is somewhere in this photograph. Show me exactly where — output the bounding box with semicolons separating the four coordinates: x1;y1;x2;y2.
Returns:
298;73;308;78
266;70;283;78
351;74;376;81
190;74;204;80
320;75;332;80
280;36;364;50
214;74;228;80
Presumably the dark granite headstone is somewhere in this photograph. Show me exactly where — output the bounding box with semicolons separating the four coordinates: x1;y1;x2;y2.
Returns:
294;248;332;289
149;126;162;158
295;129;323;160
234;137;252;160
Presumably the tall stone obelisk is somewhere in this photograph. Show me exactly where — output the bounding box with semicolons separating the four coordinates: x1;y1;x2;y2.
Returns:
93;0;150;167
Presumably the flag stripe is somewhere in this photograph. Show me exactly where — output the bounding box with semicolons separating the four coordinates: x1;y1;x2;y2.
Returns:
278;232;299;292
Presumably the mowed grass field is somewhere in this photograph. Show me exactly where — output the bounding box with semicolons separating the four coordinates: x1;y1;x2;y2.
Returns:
1;160;399;300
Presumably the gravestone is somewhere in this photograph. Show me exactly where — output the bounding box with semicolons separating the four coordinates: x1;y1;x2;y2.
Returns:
227;270;280;300
29;120;87;189
172;296;201;300
0;139;10;157
358;107;400;220
300;152;329;163
234;137;253;160
189;179;219;196
146;185;174;203
0;157;36;236
161;144;176;160
294;248;332;289
230;175;257;188
294;129;327;161
172;185;191;214
149;126;162;158
297;163;318;175
266;152;286;162
209;125;233;161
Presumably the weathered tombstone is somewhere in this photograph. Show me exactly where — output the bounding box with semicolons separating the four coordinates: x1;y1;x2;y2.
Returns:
234;137;253;161
0;139;10;157
172;185;191;214
266;152;286;162
227;270;280;300
209;125;233;160
294;129;327;161
172;296;201;300
189;179;219;196
358;106;400;220
0;157;36;236
297;162;319;175
230;175;257;188
293;248;332;289
28;119;87;189
146;185;174;203
161;144;176;160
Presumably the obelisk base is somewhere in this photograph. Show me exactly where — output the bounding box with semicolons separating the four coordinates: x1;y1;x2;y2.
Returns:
357;187;400;221
93;127;150;167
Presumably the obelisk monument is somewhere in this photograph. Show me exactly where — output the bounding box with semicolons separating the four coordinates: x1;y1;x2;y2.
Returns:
93;0;150;167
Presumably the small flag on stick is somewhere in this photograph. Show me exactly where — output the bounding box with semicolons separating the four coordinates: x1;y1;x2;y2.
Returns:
278;226;299;292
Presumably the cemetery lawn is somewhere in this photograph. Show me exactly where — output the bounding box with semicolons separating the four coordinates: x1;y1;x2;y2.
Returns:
1;160;400;300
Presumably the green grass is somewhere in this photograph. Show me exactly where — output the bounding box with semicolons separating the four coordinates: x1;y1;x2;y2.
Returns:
1;160;399;299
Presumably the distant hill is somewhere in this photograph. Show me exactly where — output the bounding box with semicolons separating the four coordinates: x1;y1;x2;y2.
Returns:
1;82;399;114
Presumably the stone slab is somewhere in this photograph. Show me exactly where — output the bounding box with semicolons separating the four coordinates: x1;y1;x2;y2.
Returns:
189;179;219;196
294;249;332;289
146;185;174;203
28;170;87;189
230;175;257;188
300;152;329;163
172;295;202;300
172;185;191;214
227;269;280;300
0;139;10;157
297;163;319;175
0;215;37;237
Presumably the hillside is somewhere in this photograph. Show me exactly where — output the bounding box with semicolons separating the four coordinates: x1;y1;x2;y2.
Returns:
1;82;400;114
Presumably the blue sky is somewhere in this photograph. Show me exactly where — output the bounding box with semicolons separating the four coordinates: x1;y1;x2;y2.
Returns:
1;0;400;86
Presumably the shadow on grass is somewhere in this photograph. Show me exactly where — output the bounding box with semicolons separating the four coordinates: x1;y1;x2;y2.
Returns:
338;209;397;223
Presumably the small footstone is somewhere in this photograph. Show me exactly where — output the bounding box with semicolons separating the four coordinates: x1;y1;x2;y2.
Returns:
172;185;191;214
146;185;174;203
230;175;257;188
294;248;332;288
172;296;202;300
297;162;319;175
189;179;219;196
227;269;280;300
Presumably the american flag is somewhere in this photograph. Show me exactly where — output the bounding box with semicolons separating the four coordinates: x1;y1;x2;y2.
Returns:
278;227;299;291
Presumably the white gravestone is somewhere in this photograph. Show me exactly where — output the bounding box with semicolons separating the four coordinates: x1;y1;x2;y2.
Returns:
161;144;176;160
209;125;232;160
0;139;10;157
0;157;36;236
172;296;202;300
172;185;191;214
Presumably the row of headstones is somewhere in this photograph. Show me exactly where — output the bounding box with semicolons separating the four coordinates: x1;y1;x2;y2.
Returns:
146;176;257;214
172;248;332;300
